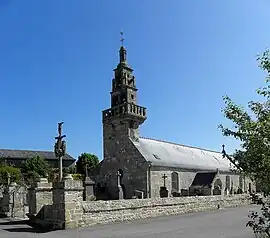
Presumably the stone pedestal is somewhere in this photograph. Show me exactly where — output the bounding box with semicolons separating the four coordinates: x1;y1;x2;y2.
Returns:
159;187;168;198
52;176;84;229
84;177;95;201
28;178;52;217
118;185;124;200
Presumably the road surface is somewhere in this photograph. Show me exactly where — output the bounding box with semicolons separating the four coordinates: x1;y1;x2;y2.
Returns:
0;205;258;238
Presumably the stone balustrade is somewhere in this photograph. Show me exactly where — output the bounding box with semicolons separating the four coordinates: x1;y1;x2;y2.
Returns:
102;103;147;122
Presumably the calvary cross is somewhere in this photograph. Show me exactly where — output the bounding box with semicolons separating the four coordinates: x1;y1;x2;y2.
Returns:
162;174;167;187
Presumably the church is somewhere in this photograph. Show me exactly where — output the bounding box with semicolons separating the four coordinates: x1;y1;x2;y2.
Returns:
96;40;254;200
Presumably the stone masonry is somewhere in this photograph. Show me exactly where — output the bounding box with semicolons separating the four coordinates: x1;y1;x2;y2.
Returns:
28;178;52;217
80;194;250;227
51;178;84;229
98;40;255;201
100;42;148;199
0;182;28;218
30;176;251;230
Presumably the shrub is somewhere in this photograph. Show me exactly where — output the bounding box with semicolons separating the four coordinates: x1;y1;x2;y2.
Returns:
71;173;83;181
0;165;21;184
21;156;50;177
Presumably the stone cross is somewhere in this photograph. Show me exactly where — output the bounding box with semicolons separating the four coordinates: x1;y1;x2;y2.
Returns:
7;172;10;185
116;170;124;199
85;163;89;178
54;122;66;181
116;170;121;187
162;174;167;187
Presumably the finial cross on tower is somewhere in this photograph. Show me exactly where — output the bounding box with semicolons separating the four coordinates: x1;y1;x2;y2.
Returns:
120;31;124;46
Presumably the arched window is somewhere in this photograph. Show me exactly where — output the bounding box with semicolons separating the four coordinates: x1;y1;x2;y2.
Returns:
213;178;223;195
239;175;243;190
225;175;230;190
171;172;179;192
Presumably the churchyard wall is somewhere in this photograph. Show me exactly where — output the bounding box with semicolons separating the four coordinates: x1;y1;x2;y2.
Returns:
80;194;250;227
33;177;250;230
0;183;28;218
0;176;251;230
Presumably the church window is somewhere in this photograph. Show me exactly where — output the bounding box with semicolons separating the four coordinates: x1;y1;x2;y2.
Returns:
239;175;243;190
225;175;230;190
171;172;179;192
131;94;134;99
153;154;161;160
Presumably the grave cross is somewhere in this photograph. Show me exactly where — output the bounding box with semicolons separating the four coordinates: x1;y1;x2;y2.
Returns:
162;174;167;187
85;163;89;178
116;170;121;187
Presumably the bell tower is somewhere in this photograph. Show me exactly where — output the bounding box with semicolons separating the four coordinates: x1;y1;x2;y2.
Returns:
102;33;147;159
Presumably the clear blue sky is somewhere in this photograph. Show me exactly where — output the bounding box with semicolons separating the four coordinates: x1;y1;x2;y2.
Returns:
0;0;269;160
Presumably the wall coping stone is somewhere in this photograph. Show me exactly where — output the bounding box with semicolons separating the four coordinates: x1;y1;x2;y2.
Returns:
52;180;84;191
82;195;249;213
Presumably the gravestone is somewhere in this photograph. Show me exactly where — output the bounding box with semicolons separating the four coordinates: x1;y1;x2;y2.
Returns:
84;177;95;201
213;186;221;195
159;187;169;198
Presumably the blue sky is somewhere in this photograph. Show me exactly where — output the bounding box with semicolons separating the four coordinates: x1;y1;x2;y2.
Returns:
0;0;269;160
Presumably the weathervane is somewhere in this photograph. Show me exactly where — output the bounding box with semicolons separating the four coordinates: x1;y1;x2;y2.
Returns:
120;31;124;46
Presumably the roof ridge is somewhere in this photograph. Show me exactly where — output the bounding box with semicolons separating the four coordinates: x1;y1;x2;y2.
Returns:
0;148;54;153
139;136;223;154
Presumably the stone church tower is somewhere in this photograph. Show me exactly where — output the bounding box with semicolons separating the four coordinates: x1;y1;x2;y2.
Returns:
102;44;147;157
99;42;148;199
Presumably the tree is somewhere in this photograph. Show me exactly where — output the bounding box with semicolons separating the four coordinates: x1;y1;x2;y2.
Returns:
0;165;21;184
21;155;50;183
76;153;99;176
219;50;270;194
219;50;270;237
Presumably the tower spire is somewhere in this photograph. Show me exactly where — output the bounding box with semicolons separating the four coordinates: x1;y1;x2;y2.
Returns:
119;31;127;63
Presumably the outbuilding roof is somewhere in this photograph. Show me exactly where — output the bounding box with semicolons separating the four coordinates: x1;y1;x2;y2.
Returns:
0;149;75;161
133;137;234;172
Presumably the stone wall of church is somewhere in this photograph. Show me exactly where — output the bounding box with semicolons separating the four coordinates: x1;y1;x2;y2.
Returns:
150;167;196;197
99;122;149;199
149;167;254;197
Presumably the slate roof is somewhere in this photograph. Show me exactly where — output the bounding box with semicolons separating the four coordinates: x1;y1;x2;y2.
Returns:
133;137;234;172
191;172;217;187
0;149;75;161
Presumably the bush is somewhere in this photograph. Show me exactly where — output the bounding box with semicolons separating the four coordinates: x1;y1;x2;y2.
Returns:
71;173;83;181
0;165;21;184
247;194;270;237
23;171;41;185
21;156;50;178
47;168;59;183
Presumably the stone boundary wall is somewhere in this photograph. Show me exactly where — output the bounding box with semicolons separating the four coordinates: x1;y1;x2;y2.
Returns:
80;194;250;227
0;183;28;218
